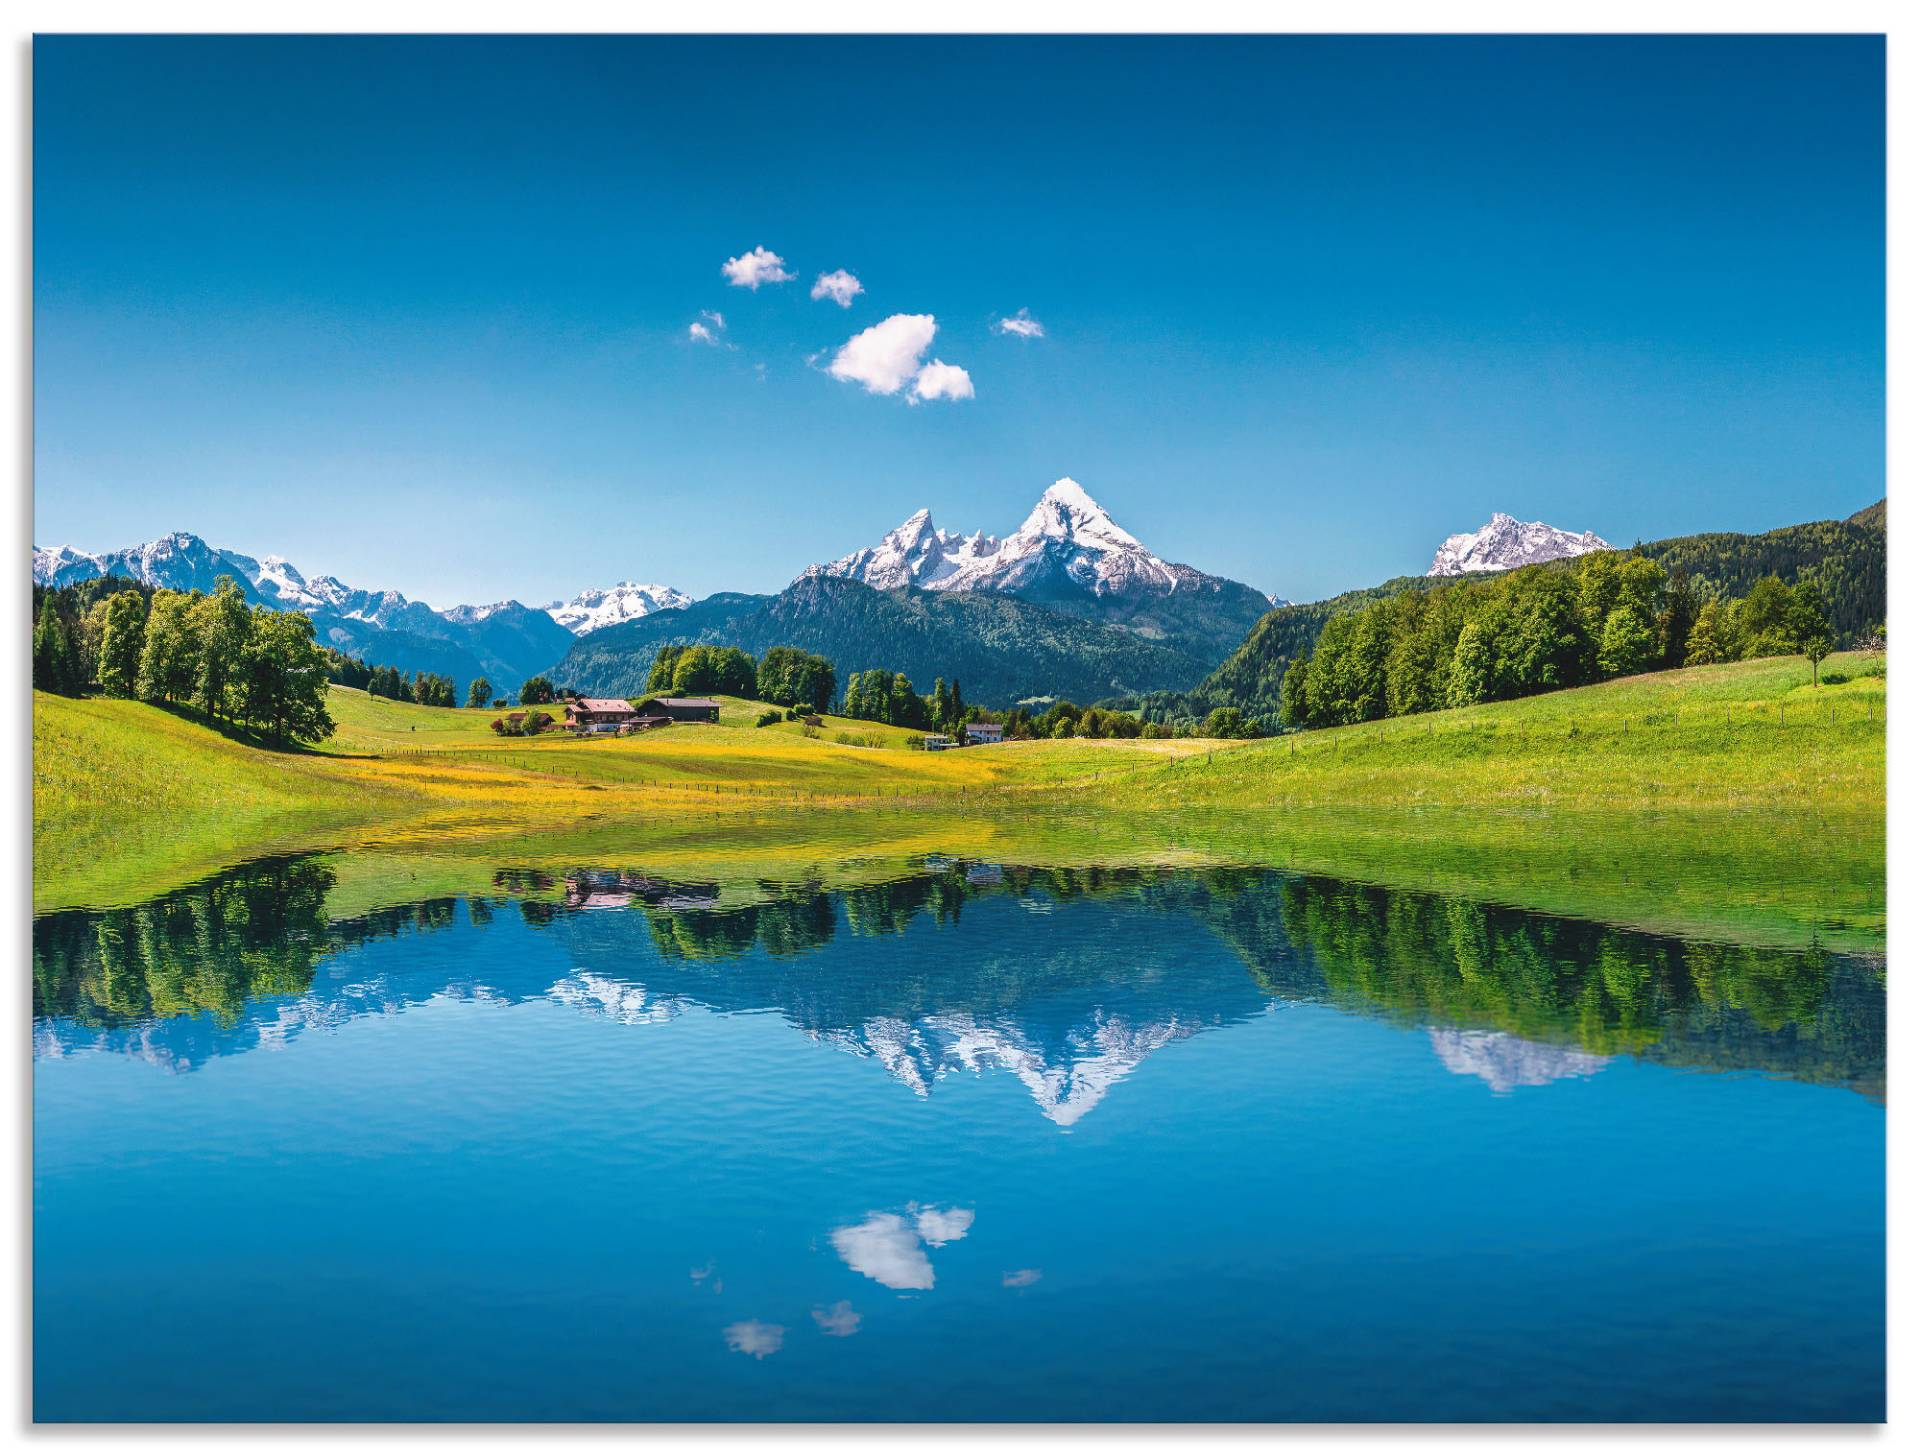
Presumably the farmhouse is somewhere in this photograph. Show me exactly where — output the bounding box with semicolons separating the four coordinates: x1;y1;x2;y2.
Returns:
638;697;721;724
964;722;1004;744
565;697;638;733
924;733;959;752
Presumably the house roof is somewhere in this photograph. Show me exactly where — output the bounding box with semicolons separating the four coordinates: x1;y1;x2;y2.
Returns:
653;697;721;708
572;698;635;714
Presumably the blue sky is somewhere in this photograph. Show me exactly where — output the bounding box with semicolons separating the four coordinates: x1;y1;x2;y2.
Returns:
34;35;1885;608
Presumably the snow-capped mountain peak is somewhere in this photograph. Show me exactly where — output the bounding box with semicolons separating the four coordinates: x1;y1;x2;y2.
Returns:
253;553;353;611
1012;477;1145;553
544;581;693;635
1427;512;1611;576
816;507;997;592
806;477;1204;600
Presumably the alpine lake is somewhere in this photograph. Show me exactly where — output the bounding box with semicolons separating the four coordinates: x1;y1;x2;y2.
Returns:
32;811;1885;1422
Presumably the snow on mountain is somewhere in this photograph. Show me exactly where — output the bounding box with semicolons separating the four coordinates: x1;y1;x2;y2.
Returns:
31;544;109;587
31;530;684;639
1427;512;1611;576
815;1006;1196;1126
1426;1027;1612;1094
817;508;995;591
809;478;1205;600
545;581;694;635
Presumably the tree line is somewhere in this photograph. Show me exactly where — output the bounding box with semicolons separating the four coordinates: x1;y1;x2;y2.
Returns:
994;699;1258;740
33;574;335;745
635;644;837;712
1280;552;1838;731
329;656;469;708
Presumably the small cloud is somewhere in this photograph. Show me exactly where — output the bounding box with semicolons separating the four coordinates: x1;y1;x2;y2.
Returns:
688;310;734;348
811;269;864;308
995;308;1045;339
689;1262;714;1283
915;1205;975;1246
828;313;937;396
722;245;795;290
723;1320;785;1358
910;360;974;404
829;1205;976;1290
811;1300;861;1337
1002;1268;1043;1288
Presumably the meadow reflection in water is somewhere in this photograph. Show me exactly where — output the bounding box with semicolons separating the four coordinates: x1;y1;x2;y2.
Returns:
32;853;1885;1420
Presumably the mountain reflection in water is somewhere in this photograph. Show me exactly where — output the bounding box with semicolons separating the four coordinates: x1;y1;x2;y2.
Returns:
32;853;1886;1112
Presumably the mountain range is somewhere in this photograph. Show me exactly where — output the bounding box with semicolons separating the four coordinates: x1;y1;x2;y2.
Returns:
35;487;1875;714
31;534;687;692
34;480;1281;705
808;478;1276;667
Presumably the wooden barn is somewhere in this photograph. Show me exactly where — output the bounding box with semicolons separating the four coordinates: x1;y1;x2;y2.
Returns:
637;697;721;724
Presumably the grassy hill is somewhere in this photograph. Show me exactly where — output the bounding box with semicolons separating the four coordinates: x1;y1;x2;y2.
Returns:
34;655;1884;945
1080;651;1883;814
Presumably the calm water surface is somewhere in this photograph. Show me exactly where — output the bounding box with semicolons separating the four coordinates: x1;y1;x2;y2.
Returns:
33;856;1885;1421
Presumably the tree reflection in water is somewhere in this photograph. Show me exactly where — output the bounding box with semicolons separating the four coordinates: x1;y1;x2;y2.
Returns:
33;853;1884;1101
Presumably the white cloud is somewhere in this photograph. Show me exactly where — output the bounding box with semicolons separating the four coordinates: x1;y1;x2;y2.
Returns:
910;360;974;404
1002;1268;1043;1288
828;313;937;395
688;309;732;348
722;246;795;290
831;1212;933;1289
811;1300;861;1337
827;314;974;403
995;308;1046;339
811;269;864;308
723;1320;785;1358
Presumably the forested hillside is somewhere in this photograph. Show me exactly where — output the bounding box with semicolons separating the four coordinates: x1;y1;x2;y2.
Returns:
1125;502;1887;726
551;572;1202;706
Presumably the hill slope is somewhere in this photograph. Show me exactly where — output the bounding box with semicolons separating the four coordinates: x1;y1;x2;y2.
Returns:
552;573;1208;705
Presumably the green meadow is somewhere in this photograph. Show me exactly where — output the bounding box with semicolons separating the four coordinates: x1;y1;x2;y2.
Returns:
32;653;1885;950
